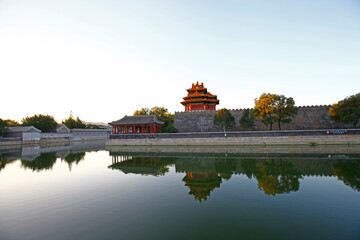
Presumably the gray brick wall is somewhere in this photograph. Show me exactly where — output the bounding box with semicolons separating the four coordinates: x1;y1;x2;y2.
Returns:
174;106;351;132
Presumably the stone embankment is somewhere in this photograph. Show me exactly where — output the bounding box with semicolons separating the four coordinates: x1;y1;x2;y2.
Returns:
106;129;360;146
0;129;110;147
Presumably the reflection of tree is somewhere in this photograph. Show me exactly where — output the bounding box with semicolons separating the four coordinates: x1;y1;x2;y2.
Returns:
21;153;57;172
255;160;302;196
109;156;169;176
63;152;86;171
183;172;222;202
241;159;257;179
214;159;236;180
334;161;360;192
0;155;10;172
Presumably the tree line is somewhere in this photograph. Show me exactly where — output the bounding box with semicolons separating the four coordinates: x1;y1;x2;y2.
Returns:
214;92;360;131
0;112;99;134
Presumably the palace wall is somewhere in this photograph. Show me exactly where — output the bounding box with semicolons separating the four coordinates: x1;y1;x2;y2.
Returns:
174;105;351;132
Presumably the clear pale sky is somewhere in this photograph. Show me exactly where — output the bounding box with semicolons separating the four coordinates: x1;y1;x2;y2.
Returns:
1;0;359;123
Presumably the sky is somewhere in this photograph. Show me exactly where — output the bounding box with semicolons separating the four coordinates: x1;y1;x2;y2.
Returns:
1;0;359;123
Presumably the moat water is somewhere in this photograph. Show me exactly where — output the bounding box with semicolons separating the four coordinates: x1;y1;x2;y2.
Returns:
0;141;359;240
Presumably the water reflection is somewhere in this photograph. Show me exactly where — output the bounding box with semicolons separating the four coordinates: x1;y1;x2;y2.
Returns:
333;160;360;192
63;152;86;171
1;143;360;200
0;141;105;172
21;153;58;171
109;156;169;176
108;149;360;200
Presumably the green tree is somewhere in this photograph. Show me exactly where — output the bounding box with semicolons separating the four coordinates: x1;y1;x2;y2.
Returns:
133;106;178;133
239;109;255;130
62;112;86;129
0;119;8;136
273;95;298;130
253;93;277;131
22;114;58;132
4;119;20;126
161;123;179;133
329;93;360;128
213;108;235;131
0;118;20;136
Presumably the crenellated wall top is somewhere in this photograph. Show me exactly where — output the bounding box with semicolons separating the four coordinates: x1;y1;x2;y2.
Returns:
175;105;332;114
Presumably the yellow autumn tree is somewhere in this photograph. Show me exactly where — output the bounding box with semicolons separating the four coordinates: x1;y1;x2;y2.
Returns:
253;93;277;131
254;93;298;130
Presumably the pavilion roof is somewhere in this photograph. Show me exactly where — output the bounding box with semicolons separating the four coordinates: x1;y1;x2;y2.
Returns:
183;91;218;100
181;98;220;105
109;115;164;126
187;81;207;92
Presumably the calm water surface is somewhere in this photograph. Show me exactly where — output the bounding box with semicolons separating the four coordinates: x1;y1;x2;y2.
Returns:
0;142;359;240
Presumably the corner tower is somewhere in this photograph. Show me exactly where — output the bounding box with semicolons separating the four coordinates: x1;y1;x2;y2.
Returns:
181;82;220;111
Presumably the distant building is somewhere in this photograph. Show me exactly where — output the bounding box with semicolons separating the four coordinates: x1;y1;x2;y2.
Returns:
181;82;220;111
109;115;164;134
56;124;70;133
6;126;41;141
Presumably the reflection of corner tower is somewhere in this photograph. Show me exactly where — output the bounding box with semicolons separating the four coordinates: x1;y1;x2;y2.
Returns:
181;82;220;111
182;172;222;202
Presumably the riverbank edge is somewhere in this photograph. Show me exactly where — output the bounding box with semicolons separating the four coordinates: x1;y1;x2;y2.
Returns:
0;138;108;148
106;135;360;147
